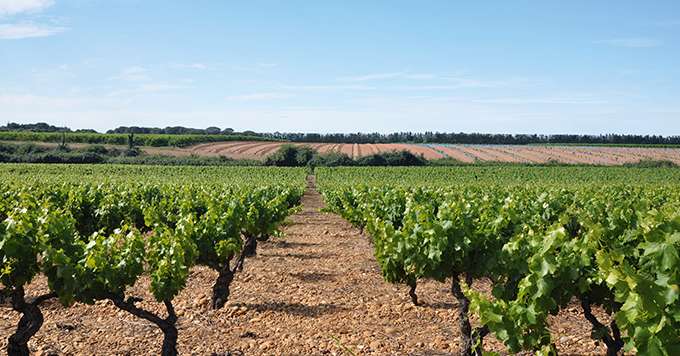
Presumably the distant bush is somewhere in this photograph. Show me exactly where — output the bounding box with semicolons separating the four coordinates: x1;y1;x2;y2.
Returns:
310;152;354;167
0;151;105;164
265;145;313;167
85;145;121;156
123;147;141;157
428;157;466;166
355;150;427;166
266;146;429;167
624;159;677;168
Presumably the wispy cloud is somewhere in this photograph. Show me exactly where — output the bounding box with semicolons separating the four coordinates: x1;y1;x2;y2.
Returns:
280;84;376;91
0;22;63;39
338;72;435;82
596;38;662;48
111;66;149;81
171;63;208;70
0;0;53;16
106;83;187;97
0;0;65;40
225;92;292;101
230;62;279;72
470;96;607;105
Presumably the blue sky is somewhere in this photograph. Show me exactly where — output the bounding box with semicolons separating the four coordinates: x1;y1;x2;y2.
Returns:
0;0;679;134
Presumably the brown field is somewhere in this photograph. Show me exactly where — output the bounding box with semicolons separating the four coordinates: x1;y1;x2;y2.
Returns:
178;141;680;165
7;140;679;165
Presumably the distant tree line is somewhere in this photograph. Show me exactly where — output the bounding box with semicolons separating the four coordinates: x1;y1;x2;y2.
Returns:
106;126;243;135
265;132;680;145
1;122;71;132
3;122;680;145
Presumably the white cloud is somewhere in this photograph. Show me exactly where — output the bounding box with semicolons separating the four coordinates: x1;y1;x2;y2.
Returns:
172;63;208;70
107;83;187;97
280;84;376;91
0;23;63;39
339;72;405;82
338;72;437;82
596;38;662;48
230;62;279;72
0;0;53;16
111;66;149;81
470;97;607;105
225;92;292;101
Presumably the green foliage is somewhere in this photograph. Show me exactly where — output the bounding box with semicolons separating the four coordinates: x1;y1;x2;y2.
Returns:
264;144;313;166
309;152;354;167
0;164;306;354
317;166;680;355
355;150;427;166
0;131;274;147
624;159;677;168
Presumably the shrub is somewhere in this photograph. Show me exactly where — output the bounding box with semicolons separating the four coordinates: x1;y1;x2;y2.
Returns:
624;159;677;168
265;145;315;166
310;152;354;167
355;150;427;166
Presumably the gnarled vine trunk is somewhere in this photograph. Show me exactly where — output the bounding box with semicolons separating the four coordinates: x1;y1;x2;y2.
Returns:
407;280;419;306
450;273;486;356
109;295;178;356
580;296;624;356
7;288;55;356
211;263;236;310
243;233;257;258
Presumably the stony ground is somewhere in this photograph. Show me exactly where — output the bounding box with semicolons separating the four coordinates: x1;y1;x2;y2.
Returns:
0;181;610;355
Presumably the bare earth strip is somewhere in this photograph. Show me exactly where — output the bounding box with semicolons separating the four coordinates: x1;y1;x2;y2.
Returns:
0;179;610;355
364;143;379;155
566;147;626;165
456;146;501;162
190;141;245;155
432;145;477;163
524;147;586;165
473;146;528;163
378;144;444;160
252;143;288;157
493;146;546;164
340;144;354;157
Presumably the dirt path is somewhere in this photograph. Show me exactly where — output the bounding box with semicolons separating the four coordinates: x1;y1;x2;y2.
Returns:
1;178;607;355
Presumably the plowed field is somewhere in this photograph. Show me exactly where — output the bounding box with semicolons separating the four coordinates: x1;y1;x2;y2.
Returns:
179;141;680;165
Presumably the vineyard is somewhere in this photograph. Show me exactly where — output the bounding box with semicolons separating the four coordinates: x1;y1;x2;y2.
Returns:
0;165;306;355
318;167;680;355
1;164;680;355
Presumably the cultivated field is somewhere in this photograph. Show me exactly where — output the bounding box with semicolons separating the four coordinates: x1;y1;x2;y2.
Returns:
184;141;680;164
2;165;680;355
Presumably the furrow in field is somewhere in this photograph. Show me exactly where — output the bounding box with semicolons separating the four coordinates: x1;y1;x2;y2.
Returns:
474;146;529;163
248;142;287;156
191;141;244;154
340;144;354;157
231;142;272;154
381;143;444;159
431;145;476;163
531;147;598;164
456;146;502;162
364;143;379;155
